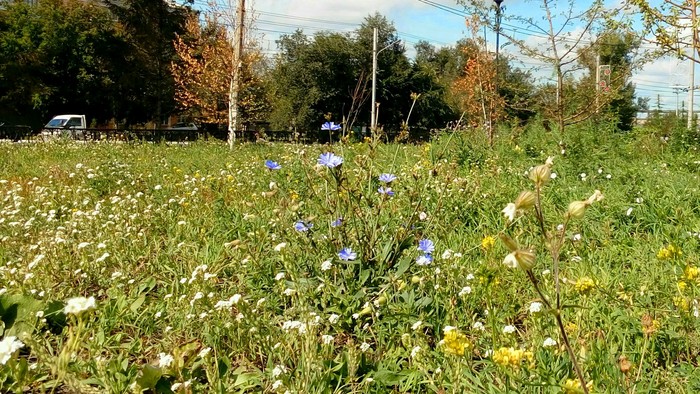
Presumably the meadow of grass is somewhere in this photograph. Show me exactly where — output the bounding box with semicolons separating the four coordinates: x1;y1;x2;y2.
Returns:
0;125;699;393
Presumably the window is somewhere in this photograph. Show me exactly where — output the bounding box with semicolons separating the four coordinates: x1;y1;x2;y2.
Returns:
66;117;82;127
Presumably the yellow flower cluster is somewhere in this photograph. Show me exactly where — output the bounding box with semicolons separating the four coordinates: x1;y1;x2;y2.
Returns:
565;322;578;335
673;296;690;312
657;244;682;260
492;347;534;369
574;277;595;295
684;265;699;281
563;378;593;393
442;328;472;356
481;235;496;251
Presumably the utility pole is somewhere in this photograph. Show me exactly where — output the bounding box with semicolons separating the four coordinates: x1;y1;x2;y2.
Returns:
371;27;378;133
595;53;600;114
689;1;697;131
228;0;245;148
672;85;685;117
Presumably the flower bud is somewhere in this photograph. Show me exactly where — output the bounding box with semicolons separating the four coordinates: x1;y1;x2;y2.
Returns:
514;190;536;210
358;306;373;317
529;164;551;185
397;279;406;291
499;234;519;252
376;296;387;305
514;249;536;270
411;275;421;284
567;201;588;219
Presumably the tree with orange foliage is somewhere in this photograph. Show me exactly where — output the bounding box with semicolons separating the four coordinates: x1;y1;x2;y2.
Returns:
171;15;268;126
452;16;505;146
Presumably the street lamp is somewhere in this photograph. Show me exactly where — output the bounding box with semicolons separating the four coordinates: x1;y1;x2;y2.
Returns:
494;0;504;69
371;27;401;133
672;85;686;117
493;0;504;134
493;0;504;89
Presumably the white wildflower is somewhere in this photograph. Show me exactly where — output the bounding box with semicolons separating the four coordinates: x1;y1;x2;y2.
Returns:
411;346;421;358
64;296;96;315
502;203;516;222
321;259;332;271
158;353;174;368
0;336;24;365
198;347;211;358
272;364;287;378
503;325;516;334
441;249;453;260
529;302;543;314
360;342;371;352
543;337;557;348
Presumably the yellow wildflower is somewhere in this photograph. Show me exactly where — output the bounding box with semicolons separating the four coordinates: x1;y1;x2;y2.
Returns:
442;327;472;356
563;378;593;393
574;277;595;295
678;281;687;292
657;244;682;260
684;266;699;281
492;347;534;369
565;322;578;335
481;236;496;251
673;296;690;312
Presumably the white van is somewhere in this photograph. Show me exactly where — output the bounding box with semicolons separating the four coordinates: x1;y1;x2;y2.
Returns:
42;115;87;139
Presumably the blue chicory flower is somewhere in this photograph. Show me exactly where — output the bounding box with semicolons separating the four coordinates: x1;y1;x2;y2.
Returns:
378;186;395;196
321;122;342;131
418;238;435;254
416;254;433;266
265;160;282;170
294;220;313;232
378;173;397;183
338;247;357;261
318;152;343;168
331;218;343;227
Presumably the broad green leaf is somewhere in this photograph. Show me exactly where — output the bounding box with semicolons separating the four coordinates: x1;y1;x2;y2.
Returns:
135;364;162;389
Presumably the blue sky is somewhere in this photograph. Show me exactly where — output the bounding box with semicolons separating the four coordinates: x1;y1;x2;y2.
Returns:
204;0;695;111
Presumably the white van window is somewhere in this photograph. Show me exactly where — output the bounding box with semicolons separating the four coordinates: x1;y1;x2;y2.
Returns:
66;117;82;127
47;118;67;127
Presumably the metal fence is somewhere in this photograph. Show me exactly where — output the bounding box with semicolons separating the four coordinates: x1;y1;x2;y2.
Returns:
0;126;432;143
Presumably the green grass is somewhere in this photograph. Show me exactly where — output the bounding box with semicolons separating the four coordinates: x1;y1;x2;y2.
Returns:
0;126;699;393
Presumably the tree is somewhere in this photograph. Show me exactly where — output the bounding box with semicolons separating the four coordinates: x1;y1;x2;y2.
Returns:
452;16;504;145
266;13;461;135
459;0;613;134
104;0;191;125
172;15;268;126
628;0;700;63
577;31;642;131
267;30;360;132
0;0;127;127
627;0;699;129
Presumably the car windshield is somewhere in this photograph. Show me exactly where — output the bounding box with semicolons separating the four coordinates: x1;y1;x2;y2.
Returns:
46;119;67;127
